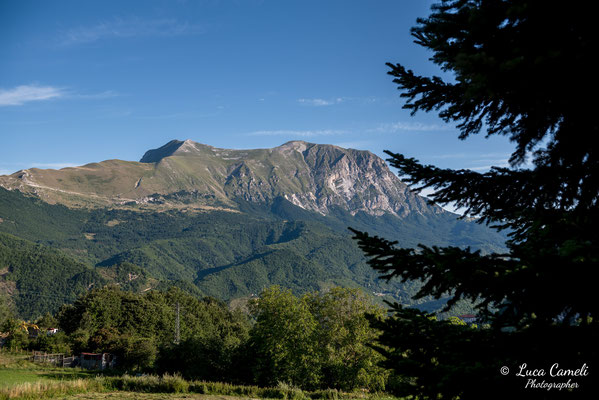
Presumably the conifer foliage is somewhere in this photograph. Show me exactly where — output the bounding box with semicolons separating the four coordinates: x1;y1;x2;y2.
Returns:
352;1;597;398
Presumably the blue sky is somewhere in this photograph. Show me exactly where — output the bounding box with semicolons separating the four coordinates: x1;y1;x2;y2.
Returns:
0;0;515;177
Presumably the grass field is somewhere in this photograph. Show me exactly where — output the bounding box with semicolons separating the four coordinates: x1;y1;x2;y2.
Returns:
0;364;93;388
0;352;94;389
0;351;399;400
59;393;255;399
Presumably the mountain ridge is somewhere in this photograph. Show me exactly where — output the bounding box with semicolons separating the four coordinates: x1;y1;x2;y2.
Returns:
0;139;441;218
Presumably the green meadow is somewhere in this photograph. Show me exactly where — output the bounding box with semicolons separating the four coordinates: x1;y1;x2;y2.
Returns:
0;352;94;388
0;352;400;400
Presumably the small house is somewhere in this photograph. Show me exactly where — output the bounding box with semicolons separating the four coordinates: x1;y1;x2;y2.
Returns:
46;328;59;335
79;352;117;370
458;314;478;324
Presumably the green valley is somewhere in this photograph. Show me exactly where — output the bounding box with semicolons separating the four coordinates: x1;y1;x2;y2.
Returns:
0;141;507;320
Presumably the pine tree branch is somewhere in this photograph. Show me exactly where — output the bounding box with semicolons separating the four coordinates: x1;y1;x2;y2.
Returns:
383;151;589;228
349;229;513;314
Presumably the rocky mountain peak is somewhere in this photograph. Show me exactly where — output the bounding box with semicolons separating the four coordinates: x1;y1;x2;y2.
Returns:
139;139;184;163
139;139;214;163
277;140;310;153
0;140;442;217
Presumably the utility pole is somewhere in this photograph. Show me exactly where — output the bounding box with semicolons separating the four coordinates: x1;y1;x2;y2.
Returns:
174;302;180;345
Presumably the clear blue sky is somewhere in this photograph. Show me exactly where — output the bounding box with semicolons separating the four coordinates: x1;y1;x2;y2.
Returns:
0;0;515;177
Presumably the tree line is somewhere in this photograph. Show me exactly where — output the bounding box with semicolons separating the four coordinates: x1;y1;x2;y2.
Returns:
0;286;403;392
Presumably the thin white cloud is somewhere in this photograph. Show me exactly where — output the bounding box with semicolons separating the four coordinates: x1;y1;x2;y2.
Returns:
0;85;64;106
297;96;378;107
59;17;205;46
135;110;221;120
330;140;373;150
429;153;470;159
472;157;510;163
368;121;450;133
248;129;348;137
0;85;119;108
30;163;79;169
0;119;59;125
423;153;511;171
73;90;120;100
297;97;345;107
0;162;79;174
469;162;510;171
429;152;510;159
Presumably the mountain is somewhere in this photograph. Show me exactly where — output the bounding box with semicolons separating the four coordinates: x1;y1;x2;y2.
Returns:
0;140;507;319
0;140;436;217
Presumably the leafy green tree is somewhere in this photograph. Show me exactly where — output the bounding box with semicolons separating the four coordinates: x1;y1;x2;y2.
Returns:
0;317;29;350
35;312;59;329
249;287;389;391
59;286;250;375
57;286;172;343
156;296;251;382
249;286;320;389
352;1;597;399
87;327;157;370
116;335;158;371
68;329;90;354
34;331;71;354
305;288;388;391
88;327;122;353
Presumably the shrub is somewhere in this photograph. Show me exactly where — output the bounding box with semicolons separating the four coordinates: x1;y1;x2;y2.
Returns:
159;373;188;393
310;388;340;400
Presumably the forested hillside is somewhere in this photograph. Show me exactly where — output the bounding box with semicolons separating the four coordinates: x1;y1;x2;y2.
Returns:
0;232;105;319
0;185;506;319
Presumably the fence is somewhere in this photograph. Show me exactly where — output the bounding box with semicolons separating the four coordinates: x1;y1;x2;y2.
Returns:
31;351;78;367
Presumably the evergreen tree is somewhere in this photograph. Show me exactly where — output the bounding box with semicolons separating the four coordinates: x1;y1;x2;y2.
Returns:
352;1;597;398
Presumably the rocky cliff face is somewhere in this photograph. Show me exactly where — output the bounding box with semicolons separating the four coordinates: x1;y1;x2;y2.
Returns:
0;139;441;217
267;141;435;216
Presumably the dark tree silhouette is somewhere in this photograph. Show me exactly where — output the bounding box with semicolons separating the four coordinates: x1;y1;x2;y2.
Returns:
352;1;598;398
